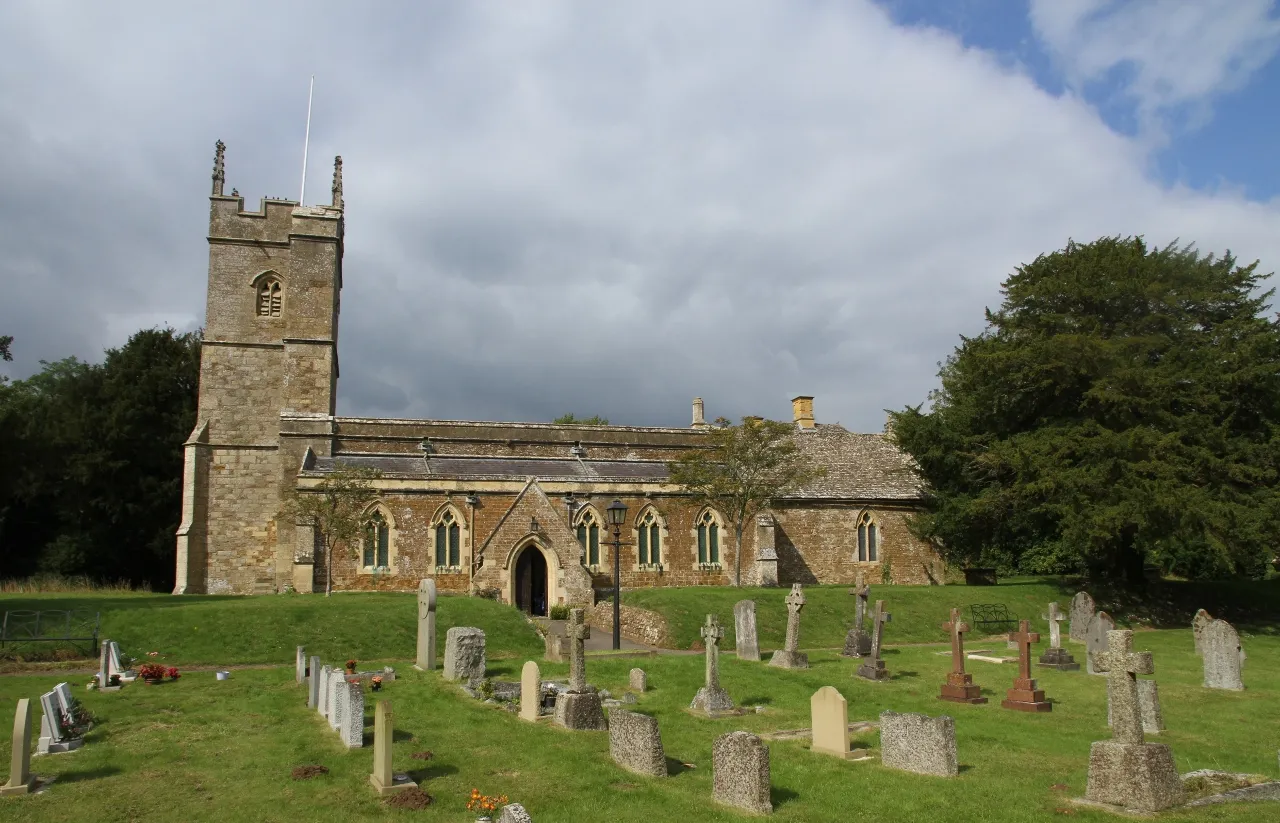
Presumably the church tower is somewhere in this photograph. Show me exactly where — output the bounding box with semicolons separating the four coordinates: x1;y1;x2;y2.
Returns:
174;142;344;594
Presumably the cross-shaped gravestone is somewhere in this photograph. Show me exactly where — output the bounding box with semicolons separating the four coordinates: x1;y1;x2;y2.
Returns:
769;584;810;668
939;607;986;703
1000;620;1051;712
1093;630;1154;744
703;614;724;691
856;600;892;680
1038;602;1080;670
567;607;590;693
1043;602;1065;649
843;572;873;657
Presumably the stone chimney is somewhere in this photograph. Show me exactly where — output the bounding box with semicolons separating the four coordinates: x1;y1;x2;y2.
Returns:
791;396;815;429
692;397;710;429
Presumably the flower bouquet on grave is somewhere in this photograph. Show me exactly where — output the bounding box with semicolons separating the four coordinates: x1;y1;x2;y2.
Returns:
371;675;383;692
467;788;509;822
345;659;358;675
166;667;181;681
138;663;167;684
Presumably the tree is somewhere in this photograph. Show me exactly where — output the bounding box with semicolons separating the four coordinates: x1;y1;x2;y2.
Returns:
285;465;382;596
668;417;823;586
0;334;12;362
890;236;1280;584
553;413;610;425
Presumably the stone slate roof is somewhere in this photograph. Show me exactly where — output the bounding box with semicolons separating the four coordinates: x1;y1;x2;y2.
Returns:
305;422;922;501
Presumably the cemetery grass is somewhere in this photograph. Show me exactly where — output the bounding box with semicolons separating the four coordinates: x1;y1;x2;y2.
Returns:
625;577;1280;650
1;628;1277;822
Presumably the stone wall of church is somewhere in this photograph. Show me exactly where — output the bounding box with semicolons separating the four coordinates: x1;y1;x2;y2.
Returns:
772;504;940;586
203;447;282;594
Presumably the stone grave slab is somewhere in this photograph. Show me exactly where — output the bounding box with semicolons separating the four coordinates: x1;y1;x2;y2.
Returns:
443;627;486;685
608;709;666;778
1069;591;1095;642
734;600;760;662
369;700;417;797
1201;619;1245;691
879;711;958;777
712;731;772;815
1;699;34;796
520;661;542;722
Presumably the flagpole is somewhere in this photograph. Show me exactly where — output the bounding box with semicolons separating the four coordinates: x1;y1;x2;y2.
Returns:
299;75;315;205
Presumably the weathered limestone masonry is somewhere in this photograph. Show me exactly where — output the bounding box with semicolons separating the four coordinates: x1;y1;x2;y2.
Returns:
176;143;940;598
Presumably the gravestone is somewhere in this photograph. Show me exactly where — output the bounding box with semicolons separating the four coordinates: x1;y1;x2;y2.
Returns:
1108;680;1164;734
842;572;873;657
856;600;892;681
690;614;736;715
769;584;810;669
369;700;417;797
318;666;333;717
1038;602;1079;670
810;686;854;759
307;655;321;708
499;804;533;823
939;607;986;704
879;711;958;777
107;641;135;682
544;630;566;663
712;731;773;815
629;668;647;692
608;709;666;778
36;690;82;754
734;600;760;662
553;609;606;731
329;675;345;731
443;627;486;686
1201;619;1245;690
1085;611;1116;675
1001;620;1051;712
1;699;34;796
1085;630;1184;813
1191;609;1212;655
53;683;76;719
520;661;541;722
96;641;114;690
341;682;364;749
296;646;307;684
1069;592;1096;642
415;578;437;671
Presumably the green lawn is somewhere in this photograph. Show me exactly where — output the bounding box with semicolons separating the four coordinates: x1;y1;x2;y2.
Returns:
625;577;1280;650
0;588;1276;821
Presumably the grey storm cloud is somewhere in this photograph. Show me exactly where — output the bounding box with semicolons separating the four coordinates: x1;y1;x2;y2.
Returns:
2;0;1279;431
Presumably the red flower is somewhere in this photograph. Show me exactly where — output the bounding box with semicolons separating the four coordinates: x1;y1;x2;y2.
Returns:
167;667;181;680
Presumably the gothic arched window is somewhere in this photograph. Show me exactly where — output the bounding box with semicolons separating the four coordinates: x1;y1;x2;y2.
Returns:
256;276;282;317
636;508;663;566
575;507;601;567
696;509;722;565
434;508;461;568
363;511;390;569
857;511;879;562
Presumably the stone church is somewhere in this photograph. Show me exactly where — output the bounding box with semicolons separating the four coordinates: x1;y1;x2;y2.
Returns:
174;143;942;609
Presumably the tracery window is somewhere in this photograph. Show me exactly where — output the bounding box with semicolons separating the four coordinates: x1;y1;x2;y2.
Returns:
857;511;879;562
696;509;722;565
434;508;461;568
362;512;389;569
575;507;601;567
636;508;662;566
256;276;282;317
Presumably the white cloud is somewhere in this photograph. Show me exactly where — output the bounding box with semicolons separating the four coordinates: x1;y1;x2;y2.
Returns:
1029;0;1280;136
0;0;1278;429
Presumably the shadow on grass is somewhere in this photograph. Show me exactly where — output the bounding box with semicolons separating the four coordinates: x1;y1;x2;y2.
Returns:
890;671;918;680
409;763;457;782
738;696;772;706
56;765;123;784
958;764;974;774
770;786;801;809
665;757;693;777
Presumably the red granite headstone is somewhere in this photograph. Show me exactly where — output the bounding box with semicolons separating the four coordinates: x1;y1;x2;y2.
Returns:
938;607;987;705
1002;620;1052;712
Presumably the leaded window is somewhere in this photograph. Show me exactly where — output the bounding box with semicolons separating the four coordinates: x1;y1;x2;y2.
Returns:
575;509;601;566
637;509;661;565
857;511;878;562
697;510;720;565
435;509;461;567
363;512;389;569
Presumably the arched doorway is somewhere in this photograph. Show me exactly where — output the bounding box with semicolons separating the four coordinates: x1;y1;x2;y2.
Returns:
514;544;548;616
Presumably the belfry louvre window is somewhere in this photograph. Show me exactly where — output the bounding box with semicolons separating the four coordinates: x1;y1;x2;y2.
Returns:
363;513;389;569
435;510;461;567
575;509;601;566
697;510;720;564
257;278;282;317
857;512;878;562
637;509;661;565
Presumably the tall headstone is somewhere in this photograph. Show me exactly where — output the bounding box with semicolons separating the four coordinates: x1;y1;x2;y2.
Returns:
712;731;772;815
1201;619;1245;690
318;666;333;717
415;578;437;671
690;614;735;715
341;682;365;749
608;709;667;778
1191;609;1212;655
629;668;647;692
1108;679;1164;734
554;609;606;731
520;661;541;722
842;572;873;657
1085;631;1184;813
1085;611;1116;675
1;699;34;796
1038;602;1079;670
879;711;958;777
442;627;486;686
1001;620;1051;712
96;641;113;690
938;607;986;704
369;700;417;797
810;686;854;759
769;584;809;669
106;641;135;682
53;683;76;719
856;600;891;681
329;675;345;730
1069;592;1096;642
733;600;760;662
307;655;322;708
36;690;82;754
296;646;307;684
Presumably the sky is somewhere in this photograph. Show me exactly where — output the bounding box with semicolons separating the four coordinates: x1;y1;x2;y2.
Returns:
2;0;1279;432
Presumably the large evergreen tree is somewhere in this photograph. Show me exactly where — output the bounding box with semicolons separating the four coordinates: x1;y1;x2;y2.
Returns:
891;237;1280;583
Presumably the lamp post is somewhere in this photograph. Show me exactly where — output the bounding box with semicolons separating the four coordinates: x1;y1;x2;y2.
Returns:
606;499;628;651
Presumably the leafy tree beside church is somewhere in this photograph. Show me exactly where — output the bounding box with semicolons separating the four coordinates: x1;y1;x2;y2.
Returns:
890;236;1280;583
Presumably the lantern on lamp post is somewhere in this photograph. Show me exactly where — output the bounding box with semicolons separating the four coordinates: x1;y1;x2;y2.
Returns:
605;499;628;651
